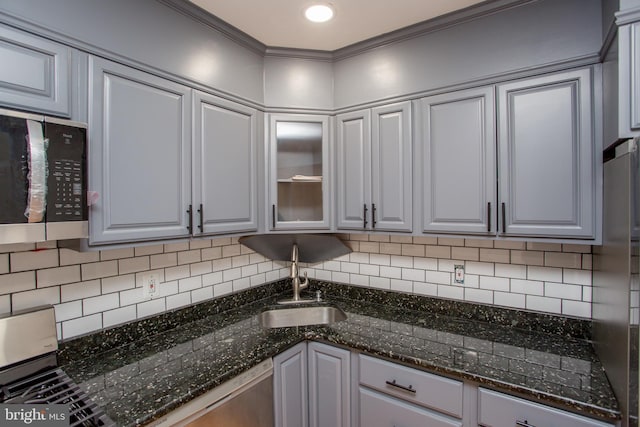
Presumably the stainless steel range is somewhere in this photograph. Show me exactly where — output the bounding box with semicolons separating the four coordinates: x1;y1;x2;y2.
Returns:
0;306;114;426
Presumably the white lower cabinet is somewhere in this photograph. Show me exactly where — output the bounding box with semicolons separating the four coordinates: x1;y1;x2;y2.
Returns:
478;388;615;427
273;342;351;427
359;387;462;427
358;354;463;427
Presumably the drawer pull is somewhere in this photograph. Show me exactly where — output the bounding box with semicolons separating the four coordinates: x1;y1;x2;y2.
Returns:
385;379;416;394
516;420;536;427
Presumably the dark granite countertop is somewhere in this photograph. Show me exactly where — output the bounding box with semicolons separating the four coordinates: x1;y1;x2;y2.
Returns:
59;280;620;426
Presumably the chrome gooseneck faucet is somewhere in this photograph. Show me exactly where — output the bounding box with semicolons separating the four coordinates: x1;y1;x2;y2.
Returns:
288;243;308;302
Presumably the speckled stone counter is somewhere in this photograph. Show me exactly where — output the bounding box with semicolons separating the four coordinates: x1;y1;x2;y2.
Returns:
58;280;620;426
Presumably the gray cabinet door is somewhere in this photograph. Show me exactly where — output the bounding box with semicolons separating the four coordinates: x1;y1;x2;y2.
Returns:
0;24;70;116
308;342;351;427
193;91;258;235
497;68;595;238
268;114;331;230
336;109;371;230
420;87;496;234
620;22;640;137
371;102;413;232
273;342;308;427
89;56;191;244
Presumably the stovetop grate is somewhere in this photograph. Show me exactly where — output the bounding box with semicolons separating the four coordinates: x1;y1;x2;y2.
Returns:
1;368;115;427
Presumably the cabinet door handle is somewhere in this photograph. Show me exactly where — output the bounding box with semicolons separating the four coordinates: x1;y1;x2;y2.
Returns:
516;420;536;427
487;202;491;232
272;204;276;229
372;203;377;229
186;204;193;234
197;204;203;232
363;204;368;229
385;379;416;394
501;202;506;233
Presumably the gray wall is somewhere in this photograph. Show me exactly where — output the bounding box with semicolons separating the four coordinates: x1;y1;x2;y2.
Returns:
263;56;333;110
0;0;264;103
333;0;602;109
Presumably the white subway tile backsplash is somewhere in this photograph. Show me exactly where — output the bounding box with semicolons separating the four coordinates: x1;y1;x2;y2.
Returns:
83;293;119;315
166;292;191;310
137;298;166;318
563;269;592;286
526;295;562;314
0;234;597;337
81;261;118;281
425;270;451;285
0;271;36;295
0;295;9;314
402;268;425;282
562;300;591;317
544;252;582;269
191;286;214;303
59;249;100;266
480;276;510;292
37;265;81;288
494;263;526;279
150;252;177;269
527;266;563;282
390;279;412;293
100;247;134;261
494;291;525;309
61;280;101;302
451;247;479;261
119;256;150;275
380;266;401;279
544;282;583;300
214;281;233;297
103;306;137;328
465;261;494;276
54;301;82;322
370;276;390;290
11;249;58;272
438;285;464;300
465;288;493;304
62;314;102;339
178;276;202;293
165;265;190;282
13;287;60;311
379;243;402;255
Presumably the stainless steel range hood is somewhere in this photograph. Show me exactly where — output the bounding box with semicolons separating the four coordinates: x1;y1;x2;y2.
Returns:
238;234;351;263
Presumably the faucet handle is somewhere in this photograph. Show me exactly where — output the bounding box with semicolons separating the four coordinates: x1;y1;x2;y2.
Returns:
300;271;309;288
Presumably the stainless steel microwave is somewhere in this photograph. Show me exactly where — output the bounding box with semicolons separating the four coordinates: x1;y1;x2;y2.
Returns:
0;108;88;244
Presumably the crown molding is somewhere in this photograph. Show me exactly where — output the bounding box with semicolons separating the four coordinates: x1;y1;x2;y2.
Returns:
616;6;640;25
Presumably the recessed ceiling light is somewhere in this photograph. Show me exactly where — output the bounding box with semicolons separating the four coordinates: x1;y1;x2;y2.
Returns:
304;4;334;23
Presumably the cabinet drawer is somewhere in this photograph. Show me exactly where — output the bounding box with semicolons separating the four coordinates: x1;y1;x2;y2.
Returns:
359;354;463;418
359;387;461;427
478;388;614;427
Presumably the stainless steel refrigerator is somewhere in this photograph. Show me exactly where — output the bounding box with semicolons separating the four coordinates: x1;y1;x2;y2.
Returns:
594;138;640;427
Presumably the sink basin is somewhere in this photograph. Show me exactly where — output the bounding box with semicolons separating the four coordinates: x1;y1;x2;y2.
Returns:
259;305;347;328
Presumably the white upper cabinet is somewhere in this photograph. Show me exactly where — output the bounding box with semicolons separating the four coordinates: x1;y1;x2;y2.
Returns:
419;87;496;235
0;24;70;117
193;91;258;235
497;67;595;239
268;114;331;230
336;101;412;232
620;22;640;137
88;56;192;244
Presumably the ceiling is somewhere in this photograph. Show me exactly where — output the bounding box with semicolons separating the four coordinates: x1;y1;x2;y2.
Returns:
188;0;488;51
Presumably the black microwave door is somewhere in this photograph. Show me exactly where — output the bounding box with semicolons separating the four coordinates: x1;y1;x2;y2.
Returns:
44;122;87;222
0;115;30;224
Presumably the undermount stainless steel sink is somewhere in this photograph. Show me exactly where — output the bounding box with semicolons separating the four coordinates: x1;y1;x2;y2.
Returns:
259;305;347;328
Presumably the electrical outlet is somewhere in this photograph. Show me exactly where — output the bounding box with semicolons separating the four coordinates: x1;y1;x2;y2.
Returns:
142;273;159;298
454;264;465;284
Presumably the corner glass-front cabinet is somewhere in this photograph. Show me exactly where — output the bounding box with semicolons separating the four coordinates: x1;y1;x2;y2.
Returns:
268;114;330;230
